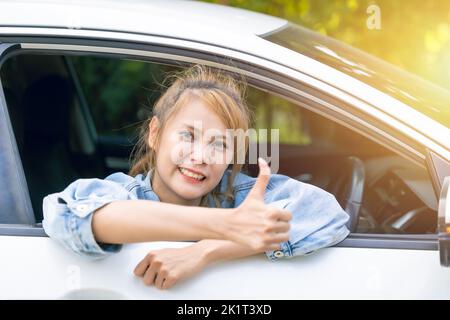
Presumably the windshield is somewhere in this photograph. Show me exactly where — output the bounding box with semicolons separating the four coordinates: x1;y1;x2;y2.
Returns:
263;23;450;128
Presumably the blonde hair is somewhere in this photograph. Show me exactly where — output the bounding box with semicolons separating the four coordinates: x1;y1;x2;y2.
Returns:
129;65;253;207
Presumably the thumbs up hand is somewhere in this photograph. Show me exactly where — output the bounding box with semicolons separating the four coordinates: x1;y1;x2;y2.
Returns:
226;158;292;251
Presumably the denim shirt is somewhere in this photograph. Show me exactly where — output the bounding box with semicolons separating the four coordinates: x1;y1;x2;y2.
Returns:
42;169;350;260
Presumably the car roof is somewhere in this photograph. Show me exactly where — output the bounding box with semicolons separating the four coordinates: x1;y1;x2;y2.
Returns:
0;0;287;38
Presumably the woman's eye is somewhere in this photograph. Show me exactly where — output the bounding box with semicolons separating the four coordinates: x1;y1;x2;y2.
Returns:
180;131;194;141
211;140;227;150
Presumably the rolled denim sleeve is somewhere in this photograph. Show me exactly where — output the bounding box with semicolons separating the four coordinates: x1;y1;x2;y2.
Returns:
42;173;137;258
263;174;350;261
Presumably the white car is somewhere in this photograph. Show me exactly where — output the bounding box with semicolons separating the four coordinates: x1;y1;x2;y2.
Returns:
0;0;449;299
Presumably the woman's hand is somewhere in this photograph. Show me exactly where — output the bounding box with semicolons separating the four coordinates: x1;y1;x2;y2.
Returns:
225;158;292;251
133;242;209;290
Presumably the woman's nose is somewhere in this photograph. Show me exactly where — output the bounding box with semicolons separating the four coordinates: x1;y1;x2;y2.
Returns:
190;142;207;164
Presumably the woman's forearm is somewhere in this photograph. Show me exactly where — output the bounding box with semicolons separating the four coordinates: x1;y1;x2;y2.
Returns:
198;239;265;264
92;200;229;244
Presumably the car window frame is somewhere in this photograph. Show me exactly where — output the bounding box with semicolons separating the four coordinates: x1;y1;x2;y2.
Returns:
0;43;37;229
0;37;440;251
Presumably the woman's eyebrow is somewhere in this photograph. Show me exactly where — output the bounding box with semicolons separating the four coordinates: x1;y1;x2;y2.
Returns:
183;124;200;134
183;124;227;140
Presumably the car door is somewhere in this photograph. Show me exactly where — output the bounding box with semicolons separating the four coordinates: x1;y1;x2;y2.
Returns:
1;36;450;299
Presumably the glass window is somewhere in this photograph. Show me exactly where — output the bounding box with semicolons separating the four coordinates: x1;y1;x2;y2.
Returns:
263;23;450;128
247;89;311;145
71;56;181;140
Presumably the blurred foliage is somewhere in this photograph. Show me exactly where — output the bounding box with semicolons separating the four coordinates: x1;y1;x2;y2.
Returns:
247;89;311;145
203;0;450;91
71;57;176;138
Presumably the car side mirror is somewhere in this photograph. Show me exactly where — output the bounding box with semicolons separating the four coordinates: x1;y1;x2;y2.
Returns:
438;176;450;267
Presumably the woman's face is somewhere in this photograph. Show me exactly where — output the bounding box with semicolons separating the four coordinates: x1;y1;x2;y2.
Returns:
149;96;233;206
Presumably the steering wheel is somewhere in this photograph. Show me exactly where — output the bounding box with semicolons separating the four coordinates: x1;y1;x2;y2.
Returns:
328;156;366;232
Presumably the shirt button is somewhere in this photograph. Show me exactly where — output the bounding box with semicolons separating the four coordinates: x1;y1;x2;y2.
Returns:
76;204;89;212
274;250;284;258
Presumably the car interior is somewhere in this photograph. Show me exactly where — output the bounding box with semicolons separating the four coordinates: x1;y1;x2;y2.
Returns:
0;53;438;234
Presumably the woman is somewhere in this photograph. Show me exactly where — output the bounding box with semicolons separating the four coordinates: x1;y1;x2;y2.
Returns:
43;65;349;289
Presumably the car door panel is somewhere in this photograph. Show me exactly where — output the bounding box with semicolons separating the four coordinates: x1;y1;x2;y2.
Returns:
1;235;449;299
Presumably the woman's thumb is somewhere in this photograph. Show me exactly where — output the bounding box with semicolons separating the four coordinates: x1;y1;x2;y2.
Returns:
248;157;271;199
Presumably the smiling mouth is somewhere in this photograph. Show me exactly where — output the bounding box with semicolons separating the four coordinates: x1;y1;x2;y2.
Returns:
178;167;206;181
